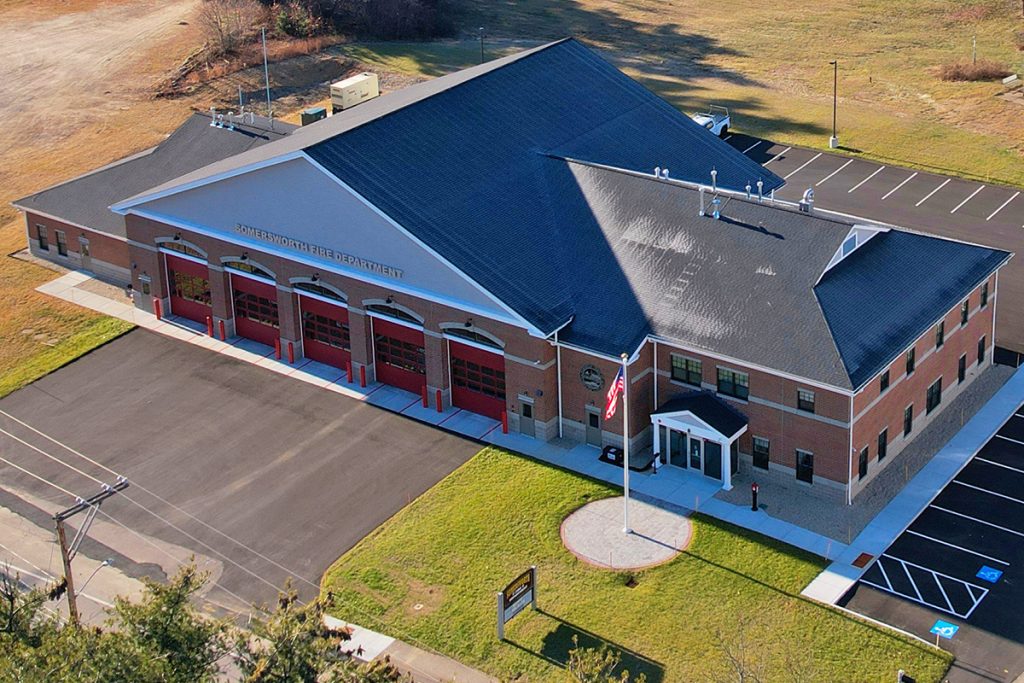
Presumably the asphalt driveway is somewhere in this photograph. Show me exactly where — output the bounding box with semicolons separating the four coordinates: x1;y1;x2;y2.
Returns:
0;329;480;612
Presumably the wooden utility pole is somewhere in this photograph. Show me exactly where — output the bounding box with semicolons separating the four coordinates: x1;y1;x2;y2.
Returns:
53;479;128;627
54;518;79;626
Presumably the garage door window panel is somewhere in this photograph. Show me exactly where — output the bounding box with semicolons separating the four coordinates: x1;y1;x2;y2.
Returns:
376;335;425;374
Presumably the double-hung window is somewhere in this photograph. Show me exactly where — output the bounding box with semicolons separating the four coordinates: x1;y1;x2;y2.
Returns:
935;321;944;349
905;348;916;376
926;378;942;414
671;354;702;387
797;389;815;413
36;225;48;251
717;367;749;400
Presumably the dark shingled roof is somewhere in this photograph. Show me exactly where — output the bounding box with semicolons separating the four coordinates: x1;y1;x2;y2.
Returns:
556;161;1010;389
816;229;1009;389
655;391;748;438
14;112;294;238
303;38;782;334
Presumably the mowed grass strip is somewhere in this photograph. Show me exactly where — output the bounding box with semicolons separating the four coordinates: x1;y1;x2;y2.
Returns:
323;448;951;682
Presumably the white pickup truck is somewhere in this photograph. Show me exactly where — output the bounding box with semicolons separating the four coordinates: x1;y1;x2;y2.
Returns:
691;105;730;138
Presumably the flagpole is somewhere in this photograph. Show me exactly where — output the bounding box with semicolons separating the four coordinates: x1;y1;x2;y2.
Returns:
621;352;631;534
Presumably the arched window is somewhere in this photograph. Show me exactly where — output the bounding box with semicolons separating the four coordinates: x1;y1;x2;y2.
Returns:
160;241;204;259
225;259;274;279
366;303;422;325
443;326;503;350
293;281;346;303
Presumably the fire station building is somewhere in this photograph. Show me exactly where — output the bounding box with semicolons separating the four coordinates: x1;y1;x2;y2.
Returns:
15;39;1011;503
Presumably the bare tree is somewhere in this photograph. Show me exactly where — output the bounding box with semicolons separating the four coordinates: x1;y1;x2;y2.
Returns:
197;0;266;56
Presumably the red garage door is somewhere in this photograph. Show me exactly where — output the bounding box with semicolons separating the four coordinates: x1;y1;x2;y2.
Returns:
300;294;350;369
450;340;506;420
373;318;426;394
230;273;278;347
165;253;211;324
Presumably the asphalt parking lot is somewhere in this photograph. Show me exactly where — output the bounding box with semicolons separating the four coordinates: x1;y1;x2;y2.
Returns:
840;403;1024;683
0;329;480;613
725;134;1024;362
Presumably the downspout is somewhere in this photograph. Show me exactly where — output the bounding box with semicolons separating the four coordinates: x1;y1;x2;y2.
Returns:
653;340;659;410
991;271;998;368
556;330;564;439
847;393;854;506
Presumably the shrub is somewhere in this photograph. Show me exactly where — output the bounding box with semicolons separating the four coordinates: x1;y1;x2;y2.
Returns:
198;0;267;56
939;59;1012;81
274;0;326;38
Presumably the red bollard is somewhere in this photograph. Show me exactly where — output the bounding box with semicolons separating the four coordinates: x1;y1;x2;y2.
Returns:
206;315;214;337
435;389;443;413
218;320;226;341
359;365;367;388
287;341;294;364
421;384;428;408
501;411;509;434
346;360;353;384
153;298;162;320
274;338;282;360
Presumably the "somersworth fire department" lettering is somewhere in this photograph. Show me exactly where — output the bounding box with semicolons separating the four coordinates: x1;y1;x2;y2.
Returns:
234;223;404;279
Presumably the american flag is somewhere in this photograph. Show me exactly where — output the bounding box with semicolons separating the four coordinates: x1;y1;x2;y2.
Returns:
604;366;625;420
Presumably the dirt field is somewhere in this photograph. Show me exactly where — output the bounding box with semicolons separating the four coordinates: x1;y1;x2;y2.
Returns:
0;0;202;396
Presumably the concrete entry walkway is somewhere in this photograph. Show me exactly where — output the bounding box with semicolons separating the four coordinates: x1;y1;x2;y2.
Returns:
561;497;692;570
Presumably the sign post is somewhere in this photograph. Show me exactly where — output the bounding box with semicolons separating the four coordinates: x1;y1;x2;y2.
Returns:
496;566;537;641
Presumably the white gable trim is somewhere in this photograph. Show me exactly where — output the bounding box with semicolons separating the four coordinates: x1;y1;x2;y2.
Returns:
818;224;889;283
298;152;547;336
124;208;532;330
110;151;306;213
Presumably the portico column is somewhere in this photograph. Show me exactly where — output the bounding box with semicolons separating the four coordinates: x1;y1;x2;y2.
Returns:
721;437;732;491
652;418;661;456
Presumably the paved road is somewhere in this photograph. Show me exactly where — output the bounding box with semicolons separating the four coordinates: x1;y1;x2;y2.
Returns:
840;404;1024;683
725;134;1024;360
0;329;480;615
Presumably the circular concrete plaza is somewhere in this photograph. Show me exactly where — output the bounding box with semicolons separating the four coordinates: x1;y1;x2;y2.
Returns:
560;497;692;570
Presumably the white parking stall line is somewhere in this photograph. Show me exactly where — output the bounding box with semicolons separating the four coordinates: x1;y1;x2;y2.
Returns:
900;560;924;602
847;165;885;193
976;456;1024;476
931;504;1024;538
996;434;1024;447
816;159;853;186
783;152;822;180
724;135;733;141
950;185;986;214
763;146;791;166
953;479;1024;506
988;191;1019;221
742;140;763;154
904;529;1009;566
882;171;917;200
915;178;951;206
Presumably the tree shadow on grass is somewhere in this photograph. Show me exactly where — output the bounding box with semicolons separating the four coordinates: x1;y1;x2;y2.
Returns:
506;609;665;682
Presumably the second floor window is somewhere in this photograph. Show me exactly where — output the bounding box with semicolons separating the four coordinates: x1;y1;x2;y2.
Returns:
935;321;944;348
961;299;970;326
981;283;989;308
906;348;916;376
717;367;749;401
797;389;815;413
670;355;702;387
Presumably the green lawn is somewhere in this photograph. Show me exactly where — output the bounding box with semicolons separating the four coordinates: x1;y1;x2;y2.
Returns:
323;448;951;682
0;315;133;399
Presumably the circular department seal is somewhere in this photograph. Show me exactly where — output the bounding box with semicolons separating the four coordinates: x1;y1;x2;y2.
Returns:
579;364;605;391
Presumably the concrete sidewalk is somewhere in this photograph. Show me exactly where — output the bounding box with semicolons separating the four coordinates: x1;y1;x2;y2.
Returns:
38;272;848;561
802;365;1024;605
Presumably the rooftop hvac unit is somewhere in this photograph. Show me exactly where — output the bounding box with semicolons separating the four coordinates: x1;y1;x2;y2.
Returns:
330;73;380;113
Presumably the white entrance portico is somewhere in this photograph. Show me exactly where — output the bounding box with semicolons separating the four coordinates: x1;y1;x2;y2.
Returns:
651;392;748;491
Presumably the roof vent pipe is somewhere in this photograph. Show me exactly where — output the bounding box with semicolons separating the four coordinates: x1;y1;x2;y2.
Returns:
661;168;669;180
710;169;718;193
210;107;217;126
799;187;815;213
711;196;722;220
745;183;752;199
698;186;706;217
654;166;661;178
756;180;764;203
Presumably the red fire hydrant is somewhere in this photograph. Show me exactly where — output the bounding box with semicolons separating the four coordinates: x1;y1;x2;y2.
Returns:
751;482;759;512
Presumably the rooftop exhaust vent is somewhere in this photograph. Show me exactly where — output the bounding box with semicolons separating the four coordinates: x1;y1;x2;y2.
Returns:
799;187;815;213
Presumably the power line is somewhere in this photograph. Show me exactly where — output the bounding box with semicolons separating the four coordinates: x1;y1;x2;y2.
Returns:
0;415;450;657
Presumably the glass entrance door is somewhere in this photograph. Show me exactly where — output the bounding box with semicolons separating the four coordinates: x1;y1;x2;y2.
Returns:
669;430;686;467
689;438;702;470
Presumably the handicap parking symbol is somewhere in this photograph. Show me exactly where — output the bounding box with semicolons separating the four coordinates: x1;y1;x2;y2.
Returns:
976;566;1003;583
931;620;959;639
